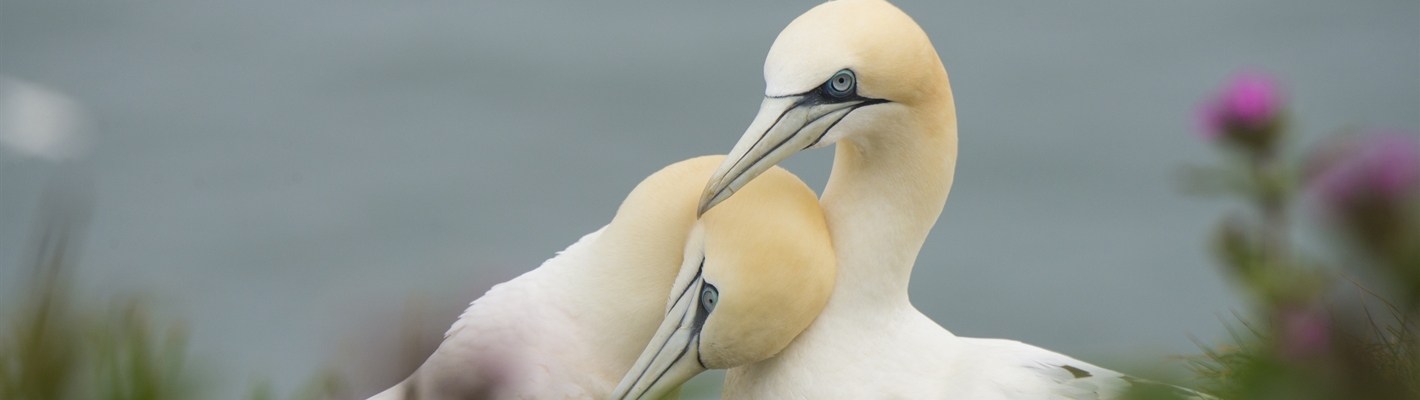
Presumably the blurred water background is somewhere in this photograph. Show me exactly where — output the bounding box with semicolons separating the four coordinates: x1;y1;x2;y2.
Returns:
1;0;1416;398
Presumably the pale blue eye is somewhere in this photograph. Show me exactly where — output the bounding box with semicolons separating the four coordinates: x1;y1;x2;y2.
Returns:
826;70;855;97
701;286;718;312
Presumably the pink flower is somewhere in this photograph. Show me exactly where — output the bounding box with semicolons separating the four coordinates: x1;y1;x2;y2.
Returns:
1310;132;1420;210
1195;70;1285;150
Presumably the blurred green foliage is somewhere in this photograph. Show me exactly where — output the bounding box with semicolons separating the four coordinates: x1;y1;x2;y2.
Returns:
87;298;198;400
0;214;349;400
0;239;82;400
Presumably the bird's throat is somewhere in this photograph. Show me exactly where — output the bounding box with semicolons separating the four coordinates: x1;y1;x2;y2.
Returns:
819;114;957;309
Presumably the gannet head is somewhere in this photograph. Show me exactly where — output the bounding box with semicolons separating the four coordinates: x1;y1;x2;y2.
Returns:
610;163;836;400
699;0;952;215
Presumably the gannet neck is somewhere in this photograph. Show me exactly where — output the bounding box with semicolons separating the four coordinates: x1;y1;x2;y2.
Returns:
821;79;957;307
545;237;678;364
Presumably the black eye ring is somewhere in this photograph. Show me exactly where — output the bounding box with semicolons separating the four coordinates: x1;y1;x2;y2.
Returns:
825;69;855;98
700;285;719;312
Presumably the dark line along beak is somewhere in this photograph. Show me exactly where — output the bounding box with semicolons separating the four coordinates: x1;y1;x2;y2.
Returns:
698;93;887;216
610;271;712;400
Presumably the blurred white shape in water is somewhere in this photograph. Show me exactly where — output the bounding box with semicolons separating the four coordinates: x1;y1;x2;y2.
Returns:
0;77;92;162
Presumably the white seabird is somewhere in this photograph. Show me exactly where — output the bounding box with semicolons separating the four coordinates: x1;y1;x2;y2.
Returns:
673;1;1211;399
369;155;835;400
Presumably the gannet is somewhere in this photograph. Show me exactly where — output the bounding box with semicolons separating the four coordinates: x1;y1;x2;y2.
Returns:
686;1;1211;398
368;155;835;400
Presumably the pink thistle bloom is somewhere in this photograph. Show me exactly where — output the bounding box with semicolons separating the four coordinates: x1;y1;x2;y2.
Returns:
1311;132;1420;209
1222;72;1281;128
1195;70;1285;146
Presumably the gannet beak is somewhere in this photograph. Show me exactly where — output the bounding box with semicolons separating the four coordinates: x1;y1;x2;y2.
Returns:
699;95;885;216
610;272;711;400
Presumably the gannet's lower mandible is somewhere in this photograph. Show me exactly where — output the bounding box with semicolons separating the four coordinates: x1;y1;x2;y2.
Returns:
367;156;834;400
697;1;1214;399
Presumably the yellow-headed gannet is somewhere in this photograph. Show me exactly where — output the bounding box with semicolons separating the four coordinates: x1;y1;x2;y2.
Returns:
694;1;1210;399
368;155;834;400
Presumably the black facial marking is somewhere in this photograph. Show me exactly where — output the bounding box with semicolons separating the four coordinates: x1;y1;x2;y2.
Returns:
1061;365;1092;379
750;76;891;161
670;259;705;307
779;70;891;150
691;282;716;369
707;69;890;205
768;68;883;105
641;263;710;391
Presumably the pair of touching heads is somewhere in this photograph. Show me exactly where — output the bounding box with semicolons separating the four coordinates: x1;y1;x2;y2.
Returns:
617;0;946;398
609;156;834;400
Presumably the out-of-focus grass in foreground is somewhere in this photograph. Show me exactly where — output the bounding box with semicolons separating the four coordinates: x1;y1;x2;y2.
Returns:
0;186;357;400
1;201;212;400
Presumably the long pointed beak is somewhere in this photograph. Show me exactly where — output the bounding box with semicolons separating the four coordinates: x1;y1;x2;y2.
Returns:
698;95;874;216
610;273;711;400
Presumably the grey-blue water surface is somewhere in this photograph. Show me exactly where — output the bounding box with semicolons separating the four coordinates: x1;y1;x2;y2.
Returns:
1;0;1416;397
